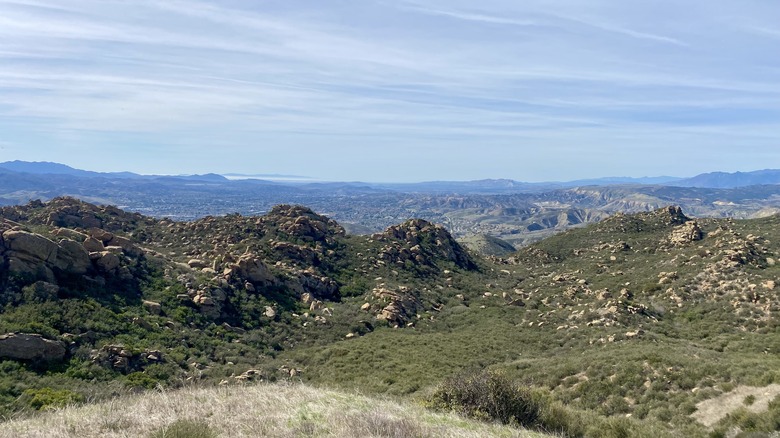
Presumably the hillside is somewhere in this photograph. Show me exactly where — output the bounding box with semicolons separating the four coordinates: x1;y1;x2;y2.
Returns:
0;382;550;438
2;199;780;436
458;234;517;257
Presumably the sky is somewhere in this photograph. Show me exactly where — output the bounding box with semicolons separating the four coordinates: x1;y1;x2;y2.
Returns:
0;0;779;182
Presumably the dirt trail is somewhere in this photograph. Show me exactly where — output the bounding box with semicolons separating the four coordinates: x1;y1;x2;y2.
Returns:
692;384;780;427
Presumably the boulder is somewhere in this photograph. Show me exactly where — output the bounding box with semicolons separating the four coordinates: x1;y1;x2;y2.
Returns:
2;230;58;262
88;228;114;245
82;237;105;252
52;238;92;274
0;333;66;362
52;228;88;242
142;300;162;315
6;256;55;282
231;255;274;284
95;251;120;272
188;259;209;269
106;235;141;257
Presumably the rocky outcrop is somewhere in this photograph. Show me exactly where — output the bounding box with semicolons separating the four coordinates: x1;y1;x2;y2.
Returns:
0;333;66;362
669;220;704;245
2;230;60;280
0;197;151;233
600;206;693;235
376;219;477;271
3;230;59;262
292;269;339;300
52;238;91;274
372;286;422;327
662;206;691;225
227;255;275;285
90;344;164;374
262;205;345;243
271;241;320;265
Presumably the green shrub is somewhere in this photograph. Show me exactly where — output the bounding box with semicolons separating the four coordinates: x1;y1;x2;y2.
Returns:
125;372;159;389
19;387;83;410
149;419;218;438
426;369;542;428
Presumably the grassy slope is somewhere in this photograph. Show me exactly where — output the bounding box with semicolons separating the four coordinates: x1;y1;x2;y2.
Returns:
0;382;549;438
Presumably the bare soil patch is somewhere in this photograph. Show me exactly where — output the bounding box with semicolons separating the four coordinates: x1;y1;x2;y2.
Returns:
692;384;780;427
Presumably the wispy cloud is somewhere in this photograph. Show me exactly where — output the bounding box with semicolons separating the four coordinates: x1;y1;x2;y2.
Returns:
0;0;778;180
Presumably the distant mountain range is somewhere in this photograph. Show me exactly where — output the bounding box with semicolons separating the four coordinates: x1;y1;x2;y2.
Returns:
670;169;780;189
3;161;780;191
0;160;228;182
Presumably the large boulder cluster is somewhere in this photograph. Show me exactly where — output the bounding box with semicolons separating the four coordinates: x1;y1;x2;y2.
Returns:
375;219;477;271
0;219;140;284
261;205;345;244
89;344;164;374
367;286;422;327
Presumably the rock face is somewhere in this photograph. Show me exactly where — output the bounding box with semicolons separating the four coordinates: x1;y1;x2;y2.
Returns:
95;251;120;272
0;333;66;362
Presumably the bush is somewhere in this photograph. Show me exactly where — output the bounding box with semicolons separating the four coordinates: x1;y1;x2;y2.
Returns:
149;418;217;438
426;369;542;428
125;372;159;389
19;387;83;410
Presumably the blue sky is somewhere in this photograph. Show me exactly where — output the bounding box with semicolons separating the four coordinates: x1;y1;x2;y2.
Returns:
1;0;779;182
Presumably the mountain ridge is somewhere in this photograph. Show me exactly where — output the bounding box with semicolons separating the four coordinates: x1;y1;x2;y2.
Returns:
6;160;780;189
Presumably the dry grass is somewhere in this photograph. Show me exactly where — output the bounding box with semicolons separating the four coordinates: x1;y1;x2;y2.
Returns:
0;382;550;438
691;384;780;427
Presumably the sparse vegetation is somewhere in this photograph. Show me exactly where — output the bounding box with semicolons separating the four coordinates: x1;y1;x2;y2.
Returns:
149;419;218;438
